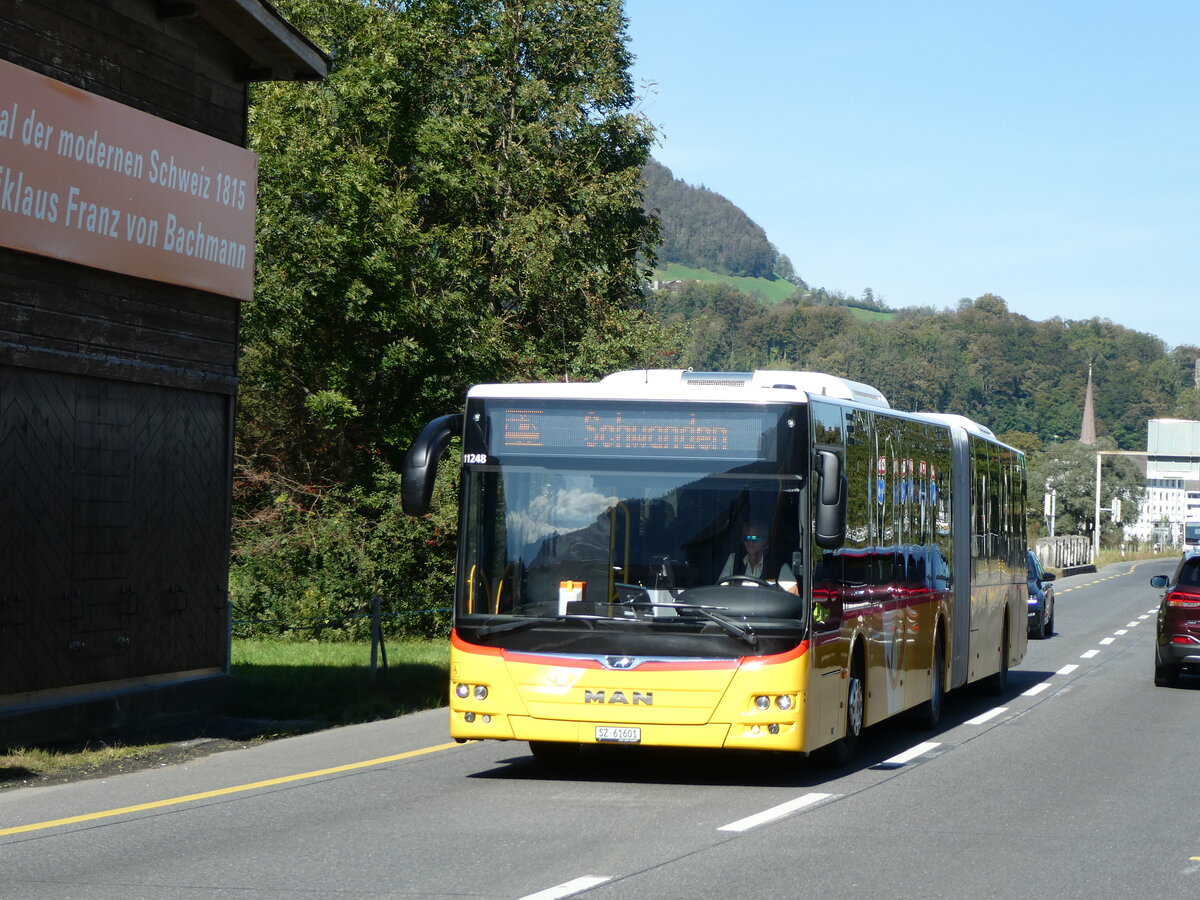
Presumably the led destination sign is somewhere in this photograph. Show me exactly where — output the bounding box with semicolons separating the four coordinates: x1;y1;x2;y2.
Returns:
492;404;780;461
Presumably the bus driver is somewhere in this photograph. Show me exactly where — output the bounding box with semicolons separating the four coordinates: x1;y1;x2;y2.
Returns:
719;521;798;593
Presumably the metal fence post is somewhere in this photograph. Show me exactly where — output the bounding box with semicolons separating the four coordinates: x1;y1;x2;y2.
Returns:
370;594;380;683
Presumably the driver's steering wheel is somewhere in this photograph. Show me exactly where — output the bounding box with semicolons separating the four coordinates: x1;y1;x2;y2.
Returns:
717;575;774;588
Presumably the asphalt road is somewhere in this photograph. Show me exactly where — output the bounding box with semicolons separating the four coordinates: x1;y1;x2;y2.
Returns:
1;559;1197;899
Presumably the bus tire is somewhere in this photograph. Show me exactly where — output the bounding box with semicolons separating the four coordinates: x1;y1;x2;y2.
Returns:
913;626;945;729
985;623;1009;696
823;652;864;767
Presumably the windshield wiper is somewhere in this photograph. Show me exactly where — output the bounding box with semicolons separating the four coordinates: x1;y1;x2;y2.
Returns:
653;601;758;648
476;614;629;637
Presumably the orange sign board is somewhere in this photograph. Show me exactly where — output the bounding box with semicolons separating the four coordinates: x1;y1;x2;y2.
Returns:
0;59;257;301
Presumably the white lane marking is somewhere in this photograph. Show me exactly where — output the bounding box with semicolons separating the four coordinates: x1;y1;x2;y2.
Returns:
1100;638;1115;645
1022;682;1052;696
881;742;941;766
520;876;614;899
718;792;836;833
1148;608;1159;613
1081;649;1100;658
1057;664;1079;675
966;707;1007;725
1126;622;1141;628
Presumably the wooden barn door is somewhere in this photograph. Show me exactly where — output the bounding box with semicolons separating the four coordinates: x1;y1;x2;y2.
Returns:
1;365;231;695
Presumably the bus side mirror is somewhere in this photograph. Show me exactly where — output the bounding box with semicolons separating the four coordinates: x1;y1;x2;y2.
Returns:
814;449;847;550
401;414;463;516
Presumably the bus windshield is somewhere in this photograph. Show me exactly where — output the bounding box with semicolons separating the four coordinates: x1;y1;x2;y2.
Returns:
456;400;808;652
1186;521;1200;547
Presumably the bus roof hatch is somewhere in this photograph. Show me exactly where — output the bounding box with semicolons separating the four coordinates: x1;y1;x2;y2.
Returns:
599;369;890;408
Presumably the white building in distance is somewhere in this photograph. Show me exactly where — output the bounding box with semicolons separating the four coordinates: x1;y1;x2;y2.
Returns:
1126;419;1200;547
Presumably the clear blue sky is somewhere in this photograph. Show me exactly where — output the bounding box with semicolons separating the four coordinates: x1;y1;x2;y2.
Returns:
624;0;1196;348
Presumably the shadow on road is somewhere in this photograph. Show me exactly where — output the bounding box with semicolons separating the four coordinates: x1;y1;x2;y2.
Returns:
470;665;1062;788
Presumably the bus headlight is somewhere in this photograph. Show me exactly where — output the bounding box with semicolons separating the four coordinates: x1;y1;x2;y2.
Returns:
755;695;771;711
456;683;489;701
776;695;794;711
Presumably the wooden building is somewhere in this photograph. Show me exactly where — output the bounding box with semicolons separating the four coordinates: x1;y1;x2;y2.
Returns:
0;1;327;744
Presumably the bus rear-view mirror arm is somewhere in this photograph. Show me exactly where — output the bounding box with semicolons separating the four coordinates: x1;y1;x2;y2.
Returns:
401;414;464;516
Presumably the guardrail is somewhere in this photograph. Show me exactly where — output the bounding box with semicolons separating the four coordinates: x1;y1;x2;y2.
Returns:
1035;535;1093;574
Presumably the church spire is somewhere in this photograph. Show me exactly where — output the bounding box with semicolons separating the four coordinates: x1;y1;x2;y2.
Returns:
1080;363;1097;445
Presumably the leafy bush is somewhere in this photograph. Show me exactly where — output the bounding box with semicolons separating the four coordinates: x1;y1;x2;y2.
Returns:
230;459;458;641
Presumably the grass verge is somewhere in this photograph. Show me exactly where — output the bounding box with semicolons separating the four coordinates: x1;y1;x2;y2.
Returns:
1;637;450;788
1094;547;1179;569
229;637;449;722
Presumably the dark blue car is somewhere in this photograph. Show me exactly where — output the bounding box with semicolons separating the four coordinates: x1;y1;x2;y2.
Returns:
1027;550;1056;639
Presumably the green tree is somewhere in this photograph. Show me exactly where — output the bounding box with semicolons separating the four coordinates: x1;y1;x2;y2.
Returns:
997;430;1042;457
1027;440;1143;543
243;0;660;485
234;0;665;636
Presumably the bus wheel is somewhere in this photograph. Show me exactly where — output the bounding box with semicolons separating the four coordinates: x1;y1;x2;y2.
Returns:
823;658;864;767
914;628;945;729
985;624;1009;696
529;740;580;769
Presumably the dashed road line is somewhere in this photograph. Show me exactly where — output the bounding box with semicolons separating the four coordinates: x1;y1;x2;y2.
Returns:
966;707;1008;725
718;792;836;833
520;877;614;900
873;742;941;769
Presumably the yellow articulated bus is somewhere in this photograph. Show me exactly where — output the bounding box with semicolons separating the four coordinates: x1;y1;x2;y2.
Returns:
402;369;1027;764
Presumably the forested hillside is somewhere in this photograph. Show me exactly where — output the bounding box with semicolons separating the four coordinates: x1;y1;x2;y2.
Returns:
642;158;790;280
642;158;893;315
639;160;1198;451
642;284;1200;451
